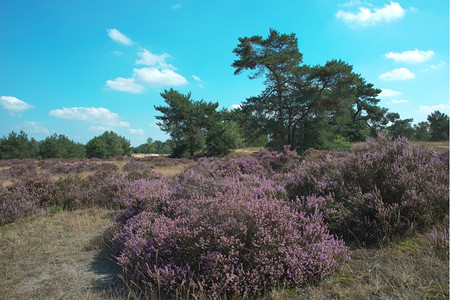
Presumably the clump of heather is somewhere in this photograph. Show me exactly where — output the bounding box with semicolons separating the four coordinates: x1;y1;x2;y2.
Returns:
0;186;48;225
111;182;349;298
100;176;172;209
285;134;449;244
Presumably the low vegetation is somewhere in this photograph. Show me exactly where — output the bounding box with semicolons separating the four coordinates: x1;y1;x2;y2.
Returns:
0;136;448;299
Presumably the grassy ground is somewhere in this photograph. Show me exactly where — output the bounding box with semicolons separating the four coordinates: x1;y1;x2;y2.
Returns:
1;209;448;300
0;209;120;299
409;140;449;153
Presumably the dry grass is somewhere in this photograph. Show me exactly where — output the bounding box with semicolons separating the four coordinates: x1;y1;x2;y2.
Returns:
0;209;121;299
409;140;449;153
295;237;449;300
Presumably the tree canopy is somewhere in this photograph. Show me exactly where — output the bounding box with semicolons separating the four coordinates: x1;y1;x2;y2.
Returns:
232;29;387;152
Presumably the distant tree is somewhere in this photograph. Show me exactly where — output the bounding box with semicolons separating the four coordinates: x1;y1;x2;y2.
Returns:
134;137;156;154
0;130;39;159
39;133;85;159
86;137;109;158
86;131;131;158
155;89;219;157
427;110;449;141
413;121;430;141
388;118;415;139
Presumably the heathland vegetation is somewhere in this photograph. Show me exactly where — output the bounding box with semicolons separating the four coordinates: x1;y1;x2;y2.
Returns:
0;29;448;299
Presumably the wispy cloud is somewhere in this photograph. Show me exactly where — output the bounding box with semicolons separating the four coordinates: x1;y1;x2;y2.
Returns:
418;104;450;115
336;1;405;27
0;96;34;113
390;99;409;104
136;49;175;70
106;28;133;46
430;61;447;70
379;68;415;81
172;4;182;10
192;75;204;88
129;128;145;135
106;77;145;93
385;49;434;64
14;121;50;134
49;107;130;130
379;88;402;98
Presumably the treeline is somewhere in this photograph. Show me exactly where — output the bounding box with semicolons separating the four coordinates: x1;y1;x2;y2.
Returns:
0;107;447;160
0;131;130;159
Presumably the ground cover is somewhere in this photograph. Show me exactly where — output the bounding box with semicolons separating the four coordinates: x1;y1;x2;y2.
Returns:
0;138;448;299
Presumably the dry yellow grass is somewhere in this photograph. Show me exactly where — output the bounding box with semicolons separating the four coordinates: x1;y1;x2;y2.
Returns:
409;140;449;153
0;209;120;299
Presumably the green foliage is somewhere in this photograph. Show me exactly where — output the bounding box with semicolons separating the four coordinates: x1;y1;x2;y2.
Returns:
222;107;268;147
86;131;131;158
0;130;39;159
155;89;219;157
428;110;449;141
205;121;244;156
326;135;352;152
155;90;249;157
232;29;387;152
388;118;415;139
39;133;86;159
413;121;430;141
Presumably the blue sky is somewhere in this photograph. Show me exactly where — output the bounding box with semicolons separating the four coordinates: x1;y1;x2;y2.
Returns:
1;0;448;146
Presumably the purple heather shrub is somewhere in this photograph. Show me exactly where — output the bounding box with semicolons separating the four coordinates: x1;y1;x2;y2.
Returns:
5;160;37;177
285;134;449;243
0;186;48;225
101;176;172;210
111;183;349;298
122;159;155;174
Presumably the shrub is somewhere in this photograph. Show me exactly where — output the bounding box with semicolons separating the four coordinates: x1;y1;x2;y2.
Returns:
111;184;349;298
285;134;449;244
111;158;349;298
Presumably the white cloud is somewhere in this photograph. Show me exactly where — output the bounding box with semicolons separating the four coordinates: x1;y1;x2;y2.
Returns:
172;4;181;10
192;75;204;88
129;128;145;135
385;49;434;64
231;104;241;110
390;99;409;104
49;107;130;128
418;104;450;115
379;88;402;98
430;61;447;70
134;67;187;87
106;29;133;46
136;49;175;69
336;1;405;27
0;96;34;112
106;77;145;93
379;68;415;81
15;121;50;134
